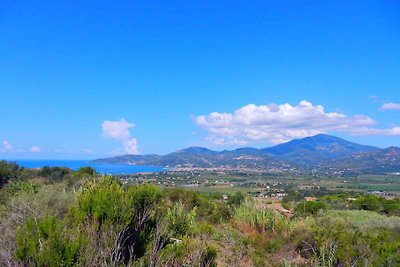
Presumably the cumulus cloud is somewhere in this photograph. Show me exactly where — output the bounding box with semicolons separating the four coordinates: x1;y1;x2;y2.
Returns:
102;119;139;154
30;146;41;152
3;140;13;151
380;102;400;111
195;100;400;145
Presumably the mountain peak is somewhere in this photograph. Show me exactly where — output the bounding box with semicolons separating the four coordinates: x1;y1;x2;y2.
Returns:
173;147;215;154
298;133;347;142
263;134;378;164
93;134;388;169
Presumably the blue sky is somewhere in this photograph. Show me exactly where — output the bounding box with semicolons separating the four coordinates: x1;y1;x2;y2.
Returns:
0;1;399;159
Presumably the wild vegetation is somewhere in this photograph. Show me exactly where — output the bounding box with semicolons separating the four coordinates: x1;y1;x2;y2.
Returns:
1;161;399;266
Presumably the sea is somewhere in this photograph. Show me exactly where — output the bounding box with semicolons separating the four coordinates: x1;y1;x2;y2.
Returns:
14;160;165;175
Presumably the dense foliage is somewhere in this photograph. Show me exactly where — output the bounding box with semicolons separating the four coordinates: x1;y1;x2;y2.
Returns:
1;161;399;266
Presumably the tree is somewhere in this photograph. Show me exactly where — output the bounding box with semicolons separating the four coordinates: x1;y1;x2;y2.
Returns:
0;161;22;188
227;191;245;207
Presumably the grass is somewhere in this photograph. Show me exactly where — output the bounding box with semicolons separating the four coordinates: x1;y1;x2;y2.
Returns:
309;209;400;232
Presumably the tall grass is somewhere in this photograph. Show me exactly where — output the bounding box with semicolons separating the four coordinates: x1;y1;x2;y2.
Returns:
313;210;400;232
233;203;284;233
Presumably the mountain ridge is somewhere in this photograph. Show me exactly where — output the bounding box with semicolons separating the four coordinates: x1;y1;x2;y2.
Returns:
262;134;378;164
325;146;400;173
92;134;400;173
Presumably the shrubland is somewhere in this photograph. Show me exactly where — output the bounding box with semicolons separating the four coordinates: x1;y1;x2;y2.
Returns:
0;161;399;266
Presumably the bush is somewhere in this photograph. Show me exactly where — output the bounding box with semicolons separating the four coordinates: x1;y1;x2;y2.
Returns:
166;201;196;237
299;210;400;266
227;192;245;207
0;161;23;188
76;176;130;225
74;166;96;178
158;239;217;267
383;198;400;215
39;166;72;182
295;201;327;216
15;215;84;266
353;195;382;211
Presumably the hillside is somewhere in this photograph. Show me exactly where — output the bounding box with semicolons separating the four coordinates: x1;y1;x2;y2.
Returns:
93;134;388;172
326;147;400;173
263;134;378;164
94;146;283;168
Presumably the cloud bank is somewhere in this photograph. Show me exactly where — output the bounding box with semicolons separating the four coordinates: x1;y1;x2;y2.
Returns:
195;100;400;145
380;102;400;111
102;119;139;154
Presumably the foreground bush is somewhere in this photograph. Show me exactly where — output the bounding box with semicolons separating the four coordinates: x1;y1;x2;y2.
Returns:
12;176;217;266
299;210;400;266
15;215;84;266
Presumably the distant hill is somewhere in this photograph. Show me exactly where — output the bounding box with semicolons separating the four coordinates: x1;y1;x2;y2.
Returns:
326;147;400;173
93;146;282;168
92;134;400;173
263;134;378;164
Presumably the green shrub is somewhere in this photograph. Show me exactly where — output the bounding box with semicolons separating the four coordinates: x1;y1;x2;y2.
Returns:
0;161;23;188
15;215;84;266
353;195;382;211
295;201;327;216
76;176;130;225
166;201;197;237
158;239;217;267
227;191;245;207
300;210;400;266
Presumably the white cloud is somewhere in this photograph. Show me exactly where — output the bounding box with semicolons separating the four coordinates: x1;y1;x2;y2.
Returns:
84;148;94;155
3;140;13;151
380;102;400;111
350;126;400;136
195;100;400;145
102;118;139;154
1;140;24;153
52;148;76;154
30;146;41;152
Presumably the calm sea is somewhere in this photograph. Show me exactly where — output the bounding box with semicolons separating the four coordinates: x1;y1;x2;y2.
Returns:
14;160;165;175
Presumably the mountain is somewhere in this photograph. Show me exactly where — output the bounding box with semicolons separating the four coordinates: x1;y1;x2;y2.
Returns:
92;154;163;165
326;147;400;173
263;134;378;164
93;146;282;168
93;134;396;172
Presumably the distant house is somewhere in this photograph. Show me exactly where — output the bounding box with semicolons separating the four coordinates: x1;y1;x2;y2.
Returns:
368;191;388;196
304;197;318;202
276;193;287;198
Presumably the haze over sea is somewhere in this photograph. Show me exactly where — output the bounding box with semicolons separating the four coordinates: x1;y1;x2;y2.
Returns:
15;160;164;175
